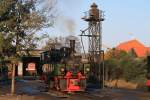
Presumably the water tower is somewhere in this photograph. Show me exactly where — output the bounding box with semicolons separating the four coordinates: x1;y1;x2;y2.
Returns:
80;3;104;87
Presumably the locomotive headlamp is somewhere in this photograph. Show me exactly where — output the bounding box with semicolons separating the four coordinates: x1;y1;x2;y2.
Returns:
60;67;65;72
85;67;90;72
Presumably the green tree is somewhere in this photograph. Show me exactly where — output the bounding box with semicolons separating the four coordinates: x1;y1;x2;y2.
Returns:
105;49;126;80
105;48;147;87
0;0;57;56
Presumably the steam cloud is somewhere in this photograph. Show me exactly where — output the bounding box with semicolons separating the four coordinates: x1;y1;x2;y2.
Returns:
56;15;76;35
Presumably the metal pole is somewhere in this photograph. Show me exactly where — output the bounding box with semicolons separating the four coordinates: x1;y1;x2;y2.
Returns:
102;51;105;88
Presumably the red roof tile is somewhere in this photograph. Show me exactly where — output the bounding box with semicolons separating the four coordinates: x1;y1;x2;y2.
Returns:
116;39;149;57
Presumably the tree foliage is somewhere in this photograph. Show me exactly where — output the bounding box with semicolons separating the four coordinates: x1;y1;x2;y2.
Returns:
0;0;57;59
105;49;147;83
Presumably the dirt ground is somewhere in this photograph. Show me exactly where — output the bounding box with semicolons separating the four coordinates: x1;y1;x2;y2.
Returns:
0;78;150;100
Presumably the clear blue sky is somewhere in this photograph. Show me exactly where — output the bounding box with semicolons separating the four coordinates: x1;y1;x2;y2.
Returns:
46;0;150;49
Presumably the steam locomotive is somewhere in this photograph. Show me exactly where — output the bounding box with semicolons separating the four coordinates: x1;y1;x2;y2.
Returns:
40;39;90;92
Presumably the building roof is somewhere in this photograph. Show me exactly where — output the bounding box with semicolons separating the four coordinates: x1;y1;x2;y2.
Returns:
116;39;149;57
147;47;150;53
147;47;150;51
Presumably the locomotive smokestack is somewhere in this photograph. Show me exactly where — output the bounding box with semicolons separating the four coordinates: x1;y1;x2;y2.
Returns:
70;40;75;53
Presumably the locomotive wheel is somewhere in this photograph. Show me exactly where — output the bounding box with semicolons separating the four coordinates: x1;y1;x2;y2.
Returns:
59;79;67;91
49;80;54;89
80;80;86;90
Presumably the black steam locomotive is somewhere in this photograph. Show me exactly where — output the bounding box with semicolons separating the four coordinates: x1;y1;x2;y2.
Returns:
40;40;90;92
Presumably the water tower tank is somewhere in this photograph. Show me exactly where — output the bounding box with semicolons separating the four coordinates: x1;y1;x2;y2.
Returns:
89;3;99;21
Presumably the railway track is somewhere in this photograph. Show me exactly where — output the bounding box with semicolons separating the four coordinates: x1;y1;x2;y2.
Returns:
46;90;70;98
46;89;109;100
